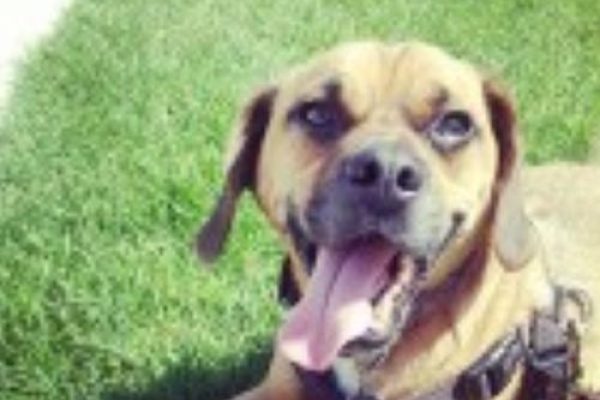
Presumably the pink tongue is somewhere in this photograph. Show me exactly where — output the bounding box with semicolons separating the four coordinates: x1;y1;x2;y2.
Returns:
278;239;396;371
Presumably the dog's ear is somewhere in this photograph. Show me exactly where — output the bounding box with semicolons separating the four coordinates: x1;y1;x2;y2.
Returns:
196;86;277;264
278;255;302;307
483;79;536;270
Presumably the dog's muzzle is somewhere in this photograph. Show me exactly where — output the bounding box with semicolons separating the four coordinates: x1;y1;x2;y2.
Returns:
339;143;424;211
305;141;429;250
278;141;461;372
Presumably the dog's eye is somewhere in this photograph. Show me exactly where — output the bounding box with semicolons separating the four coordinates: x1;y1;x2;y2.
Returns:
298;101;336;129
292;100;347;140
429;110;474;151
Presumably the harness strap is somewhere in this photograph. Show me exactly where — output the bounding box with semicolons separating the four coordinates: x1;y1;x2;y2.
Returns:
520;312;581;399
453;331;525;400
457;285;583;400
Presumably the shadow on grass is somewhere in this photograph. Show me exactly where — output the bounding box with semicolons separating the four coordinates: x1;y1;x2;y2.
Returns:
103;342;273;400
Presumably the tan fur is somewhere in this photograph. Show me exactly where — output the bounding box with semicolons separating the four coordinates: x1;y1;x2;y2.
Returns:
200;42;600;399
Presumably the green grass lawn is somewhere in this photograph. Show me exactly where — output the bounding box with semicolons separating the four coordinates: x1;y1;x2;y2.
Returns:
1;0;599;399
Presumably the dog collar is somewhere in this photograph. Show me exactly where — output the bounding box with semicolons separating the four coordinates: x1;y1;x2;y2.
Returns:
292;284;585;400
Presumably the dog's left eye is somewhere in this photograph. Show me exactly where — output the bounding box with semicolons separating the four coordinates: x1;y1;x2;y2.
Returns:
295;101;342;138
429;110;474;151
301;102;334;126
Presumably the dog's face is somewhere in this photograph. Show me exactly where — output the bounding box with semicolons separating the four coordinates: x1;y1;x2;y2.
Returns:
258;42;497;278
197;42;532;372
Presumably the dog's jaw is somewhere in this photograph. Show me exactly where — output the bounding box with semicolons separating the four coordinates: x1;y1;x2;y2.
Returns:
280;201;466;372
340;254;423;369
278;238;398;371
278;233;439;372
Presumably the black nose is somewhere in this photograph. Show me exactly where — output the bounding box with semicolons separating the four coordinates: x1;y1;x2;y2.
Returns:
341;145;424;205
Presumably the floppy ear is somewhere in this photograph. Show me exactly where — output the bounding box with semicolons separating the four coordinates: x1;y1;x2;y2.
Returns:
278;255;301;308
483;79;537;270
196;86;277;263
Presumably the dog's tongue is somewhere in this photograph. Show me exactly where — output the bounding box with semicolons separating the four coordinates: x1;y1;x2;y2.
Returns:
278;239;396;371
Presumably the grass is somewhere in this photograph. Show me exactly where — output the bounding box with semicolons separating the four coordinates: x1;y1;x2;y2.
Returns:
0;0;599;399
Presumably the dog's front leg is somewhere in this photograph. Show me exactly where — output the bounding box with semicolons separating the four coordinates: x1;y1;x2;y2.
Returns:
229;386;272;400
230;350;306;400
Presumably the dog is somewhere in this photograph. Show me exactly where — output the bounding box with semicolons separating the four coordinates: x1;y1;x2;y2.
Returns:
196;41;600;399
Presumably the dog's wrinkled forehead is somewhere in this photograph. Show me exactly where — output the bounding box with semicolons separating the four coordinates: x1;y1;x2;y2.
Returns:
276;42;486;123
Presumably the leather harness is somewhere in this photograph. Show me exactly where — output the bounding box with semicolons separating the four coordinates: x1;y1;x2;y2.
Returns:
279;281;588;400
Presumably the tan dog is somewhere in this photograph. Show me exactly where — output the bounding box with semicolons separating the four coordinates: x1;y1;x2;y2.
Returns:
197;41;600;399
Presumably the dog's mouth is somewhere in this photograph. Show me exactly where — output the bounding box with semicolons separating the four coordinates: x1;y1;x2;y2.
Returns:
278;234;425;372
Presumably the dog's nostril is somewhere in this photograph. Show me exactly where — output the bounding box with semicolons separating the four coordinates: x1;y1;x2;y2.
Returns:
396;166;422;194
346;156;380;187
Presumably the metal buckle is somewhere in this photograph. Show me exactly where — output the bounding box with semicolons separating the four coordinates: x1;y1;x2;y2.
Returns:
526;312;576;378
453;332;524;400
523;311;581;400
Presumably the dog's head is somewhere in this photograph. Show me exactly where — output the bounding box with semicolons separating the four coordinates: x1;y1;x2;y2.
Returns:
196;41;534;371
